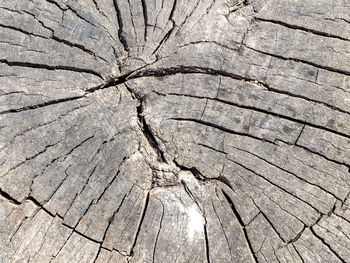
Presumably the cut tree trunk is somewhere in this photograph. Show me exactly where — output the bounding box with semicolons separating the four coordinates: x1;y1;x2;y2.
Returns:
1;0;350;262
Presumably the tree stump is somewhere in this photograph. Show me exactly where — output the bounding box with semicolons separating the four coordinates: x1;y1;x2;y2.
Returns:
1;0;350;262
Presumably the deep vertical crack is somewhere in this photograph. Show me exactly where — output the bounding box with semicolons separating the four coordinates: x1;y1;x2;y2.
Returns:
141;0;148;43
122;83;169;164
128;190;150;257
152;198;164;263
113;0;129;53
204;222;211;263
222;190;258;262
136;100;167;163
310;227;346;263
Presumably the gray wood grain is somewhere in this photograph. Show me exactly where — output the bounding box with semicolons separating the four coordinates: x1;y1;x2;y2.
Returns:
1;0;350;262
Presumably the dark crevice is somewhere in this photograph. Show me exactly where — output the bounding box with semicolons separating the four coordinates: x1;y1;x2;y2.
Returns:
62;165;97;218
222;190;258;262
292;244;306;263
0;59;103;79
161;91;350;142
65;4;97;28
203;222;211;263
170;117;273;143
0;17;101;61
173;159;205;180
245;212;261;228
91;0;101;13
178;0;201;30
197;142;226;155
95;166;122;204
9;216;29;242
211;200;233;262
152;198;164;263
294;125;305;145
131;65;255;81
132;94;167;163
222;190;245;226
132;64;349;119
132;65;350;120
329;202;337;217
95;66;350;145
255;17;350;43
294;142;350;171
43;0;67;11
48;231;74;263
265;82;350;117
113;0;129;52
244;44;350;78
215;175;234;190
141;0;148;42
51;36;100;59
223;166;300;243
150;0;177;55
72;199;95;229
260;252;269;263
310;228;346;263
26;196;56;218
229;0;249;13
92;246;103;263
61;202;112;245
37;136;95;204
0;18;105;63
272;246;282;263
30;219;55;260
1;4;349;259
180;40;239;51
61;222;102;244
97;188;131;255
169;0;178;21
0;95;85;115
85;72;130;93
0;23;46;39
138;109;166;163
128;190;150;257
259;210;290;243
0;188;21;205
22;10;54;33
34;164;72;205
226;144;343;203
286;225;306;244
227;156;325;220
152;21;176;56
2;140;63;178
0;6;22;14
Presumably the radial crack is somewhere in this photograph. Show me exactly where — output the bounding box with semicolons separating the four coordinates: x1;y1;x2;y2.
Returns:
113;0;129;53
221;190;258;262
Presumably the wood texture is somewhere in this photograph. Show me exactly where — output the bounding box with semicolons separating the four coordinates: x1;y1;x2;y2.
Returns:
1;0;350;262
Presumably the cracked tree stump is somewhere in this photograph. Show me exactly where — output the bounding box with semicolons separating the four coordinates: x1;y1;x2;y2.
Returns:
1;0;350;262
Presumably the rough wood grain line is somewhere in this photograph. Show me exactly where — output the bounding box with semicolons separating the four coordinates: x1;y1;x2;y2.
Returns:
254;18;350;42
0;60;103;79
113;0;129;53
221;190;258;262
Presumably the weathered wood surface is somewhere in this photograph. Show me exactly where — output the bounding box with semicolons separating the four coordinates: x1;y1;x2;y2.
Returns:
1;0;350;262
